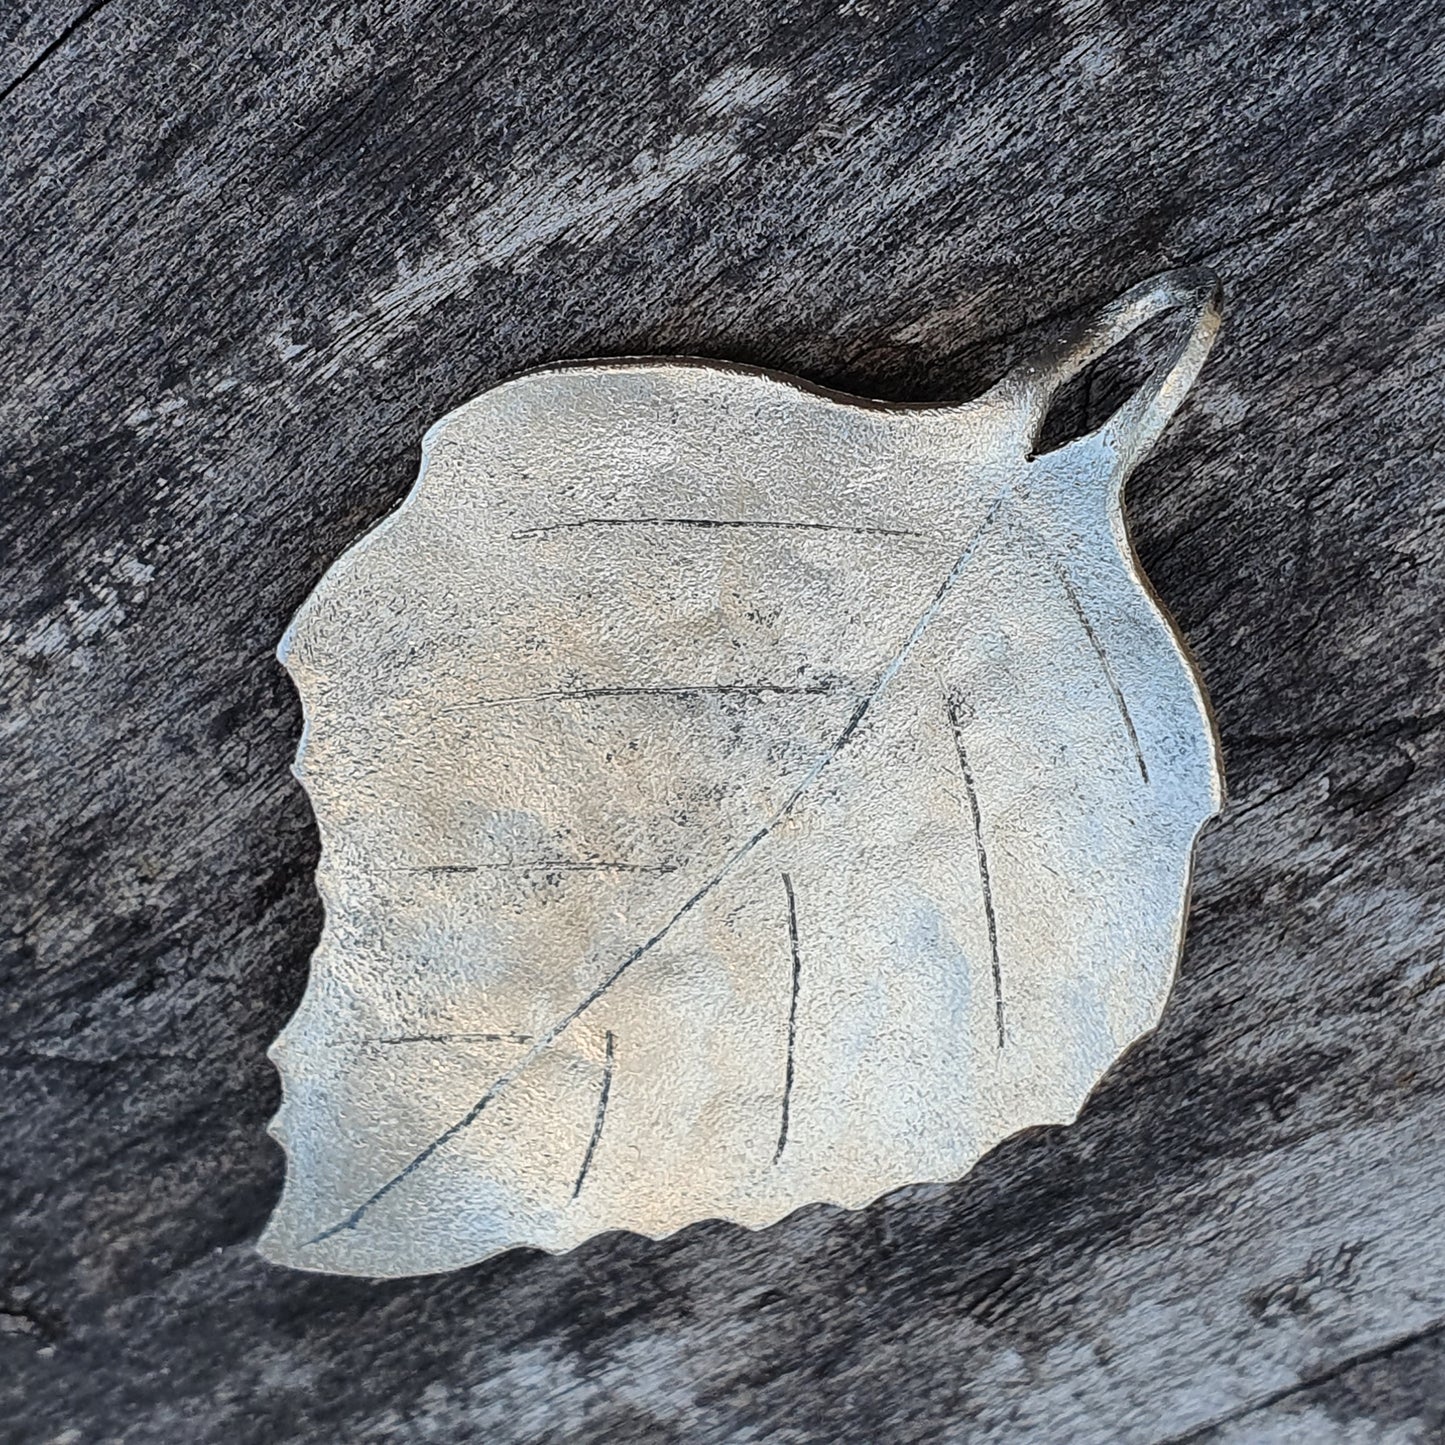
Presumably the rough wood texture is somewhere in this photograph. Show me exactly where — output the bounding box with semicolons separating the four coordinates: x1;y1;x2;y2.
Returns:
2;1;1442;1440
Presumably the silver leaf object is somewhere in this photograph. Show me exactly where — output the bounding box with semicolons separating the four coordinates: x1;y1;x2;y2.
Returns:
261;269;1225;1278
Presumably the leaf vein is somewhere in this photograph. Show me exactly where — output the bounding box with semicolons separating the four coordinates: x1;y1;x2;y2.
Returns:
305;482;1012;1247
572;1031;616;1198
946;695;1007;1050
1047;555;1150;784
773;873;803;1165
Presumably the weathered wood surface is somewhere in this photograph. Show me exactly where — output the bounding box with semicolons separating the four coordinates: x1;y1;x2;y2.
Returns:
2;1;1443;1440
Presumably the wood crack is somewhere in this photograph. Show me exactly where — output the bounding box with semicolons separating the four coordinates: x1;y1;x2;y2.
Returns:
922;140;1444;385
1197;144;1445;270
1155;1318;1445;1444
0;0;118;108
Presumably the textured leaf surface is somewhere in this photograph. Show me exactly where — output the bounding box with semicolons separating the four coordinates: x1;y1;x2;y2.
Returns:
260;273;1223;1277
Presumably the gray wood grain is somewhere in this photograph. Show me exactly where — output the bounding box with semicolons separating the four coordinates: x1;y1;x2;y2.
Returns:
2;1;1443;1441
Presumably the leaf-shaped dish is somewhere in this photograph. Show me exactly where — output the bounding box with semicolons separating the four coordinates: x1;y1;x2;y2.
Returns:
262;269;1224;1278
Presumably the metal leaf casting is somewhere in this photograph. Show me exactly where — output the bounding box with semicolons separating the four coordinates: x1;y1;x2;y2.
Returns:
261;269;1225;1278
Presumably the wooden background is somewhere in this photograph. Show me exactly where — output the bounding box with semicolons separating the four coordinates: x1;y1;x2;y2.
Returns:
3;1;1444;1440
